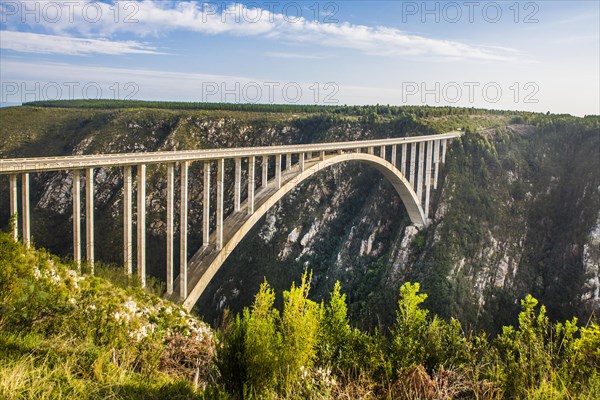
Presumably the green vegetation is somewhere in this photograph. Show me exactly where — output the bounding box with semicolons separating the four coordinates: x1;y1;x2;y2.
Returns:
1;229;599;398
0;230;217;399
22;99;523;119
216;278;599;399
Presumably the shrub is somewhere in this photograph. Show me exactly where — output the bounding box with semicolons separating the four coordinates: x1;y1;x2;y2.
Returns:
279;271;322;392
390;282;429;372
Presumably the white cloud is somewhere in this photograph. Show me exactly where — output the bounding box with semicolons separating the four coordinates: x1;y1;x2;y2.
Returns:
2;1;518;61
265;52;328;60
0;30;162;55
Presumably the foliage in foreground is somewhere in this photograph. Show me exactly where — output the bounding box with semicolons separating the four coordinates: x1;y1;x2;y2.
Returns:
217;278;599;399
0;231;217;399
1;230;599;399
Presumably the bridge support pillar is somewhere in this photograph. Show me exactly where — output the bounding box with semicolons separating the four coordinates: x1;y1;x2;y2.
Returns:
166;163;174;295
137;164;146;287
425;141;433;219
300;153;305;171
320;150;325;161
442;140;447;163
180;161;189;299
216;159;224;250
286;154;292;170
433;140;440;189
262;155;268;188
409;143;416;187
380;146;386;160
203;162;211;247
401;143;407;176
391;145;397;167
123;166;133;275
85;169;93;271
248;156;255;215
368;147;374;155
234;158;241;212
21;173;30;247
72;170;81;271
9;174;18;241
417;142;425;201
275;154;282;188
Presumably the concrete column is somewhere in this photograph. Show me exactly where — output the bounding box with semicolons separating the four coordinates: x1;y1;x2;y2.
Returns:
300;153;305;171
262;155;268;188
248;156;255;215
380;146;386;160
320;150;325;161
401;143;407;176
166;163;174;295
275;154;282;188
391;145;397;167
123;166;133;275
21;173;30;247
9;174;18;241
442;139;448;163
234;158;241;212
368;147;374;155
286;153;292;170
203;161;211;247
180;161;189;300
216;159;224;250
72;170;81;271
433;140;440;190
85;169;93;272
409;143;416;187
137;164;146;288
424;141;433;219
417;142;425;201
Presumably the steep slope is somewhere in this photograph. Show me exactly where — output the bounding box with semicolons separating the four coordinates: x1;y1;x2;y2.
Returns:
0;231;215;399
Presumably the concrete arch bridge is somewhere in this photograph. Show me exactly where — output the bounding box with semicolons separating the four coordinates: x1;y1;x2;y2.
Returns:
0;131;461;310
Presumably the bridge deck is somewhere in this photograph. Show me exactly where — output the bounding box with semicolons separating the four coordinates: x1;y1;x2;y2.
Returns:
0;131;462;174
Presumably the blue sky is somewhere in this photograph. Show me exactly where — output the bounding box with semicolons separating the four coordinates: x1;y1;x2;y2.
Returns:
1;1;598;115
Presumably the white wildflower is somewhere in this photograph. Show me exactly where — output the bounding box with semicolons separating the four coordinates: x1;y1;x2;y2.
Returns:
43;269;60;284
124;300;138;314
113;311;130;322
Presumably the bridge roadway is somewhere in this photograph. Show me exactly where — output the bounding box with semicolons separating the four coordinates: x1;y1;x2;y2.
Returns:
0;131;462;173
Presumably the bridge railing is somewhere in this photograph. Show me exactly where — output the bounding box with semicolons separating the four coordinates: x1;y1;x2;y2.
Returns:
0;131;461;301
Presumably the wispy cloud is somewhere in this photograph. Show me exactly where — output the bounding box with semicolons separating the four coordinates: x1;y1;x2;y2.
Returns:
265;52;328;60
2;1;518;61
0;31;162;55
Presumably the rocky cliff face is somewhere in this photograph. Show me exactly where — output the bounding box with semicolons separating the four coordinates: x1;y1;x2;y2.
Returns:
1;107;598;332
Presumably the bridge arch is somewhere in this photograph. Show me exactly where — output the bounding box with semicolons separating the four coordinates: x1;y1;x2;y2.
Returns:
181;152;426;310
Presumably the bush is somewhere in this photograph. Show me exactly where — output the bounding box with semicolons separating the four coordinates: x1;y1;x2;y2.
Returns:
391;282;429;372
